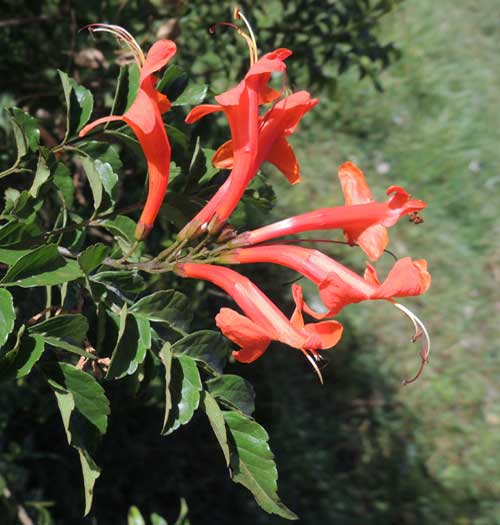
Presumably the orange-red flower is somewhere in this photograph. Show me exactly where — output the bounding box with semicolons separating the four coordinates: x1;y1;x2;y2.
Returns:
174;262;342;380
80;34;176;240
179;50;318;240
220;244;430;317
231;162;426;261
212;90;319;184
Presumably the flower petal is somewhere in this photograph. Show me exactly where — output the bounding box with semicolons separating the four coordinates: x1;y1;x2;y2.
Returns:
79;115;124;137
352;223;389;261
216;307;272;363
155;90;171;114
363;263;381;286
140;40;177;81
339;162;374;205
318;272;369;315
185;104;222;124
124;85;158;133
375;257;431;299
383;186;427;227
212;139;234;169
266;136;300;184
258;85;281;104
290;284;305;328
303;319;343;350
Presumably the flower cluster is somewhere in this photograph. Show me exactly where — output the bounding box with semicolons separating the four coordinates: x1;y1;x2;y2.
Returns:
83;15;431;384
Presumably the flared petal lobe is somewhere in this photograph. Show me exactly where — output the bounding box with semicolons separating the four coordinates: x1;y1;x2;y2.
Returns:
216;308;271;363
140;40;177;81
339;162;426;260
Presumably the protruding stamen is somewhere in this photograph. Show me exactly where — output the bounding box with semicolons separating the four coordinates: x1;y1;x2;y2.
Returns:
84;23;145;68
301;349;324;384
209;9;258;66
394;302;431;385
233;8;258;64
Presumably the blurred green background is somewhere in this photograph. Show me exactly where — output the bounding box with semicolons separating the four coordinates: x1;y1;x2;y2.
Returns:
1;0;499;524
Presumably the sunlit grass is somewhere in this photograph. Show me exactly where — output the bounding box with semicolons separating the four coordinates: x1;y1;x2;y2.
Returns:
273;0;500;519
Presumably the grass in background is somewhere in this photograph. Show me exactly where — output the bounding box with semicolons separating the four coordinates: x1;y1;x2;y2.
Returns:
272;0;500;522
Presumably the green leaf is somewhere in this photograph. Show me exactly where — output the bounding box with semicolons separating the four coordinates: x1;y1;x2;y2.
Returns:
0;248;33;265
80;141;122;172
0;219;42;247
97;160;119;203
53;162;74;207
58;70;94;141
80;157;118;212
202;391;230;466
165;124;189;154
0;107;40;179
46;363;109;515
159;342;173;433
171;331;231;374
172;83;208;107
206;375;255;416
30;152;52;198
100;215;137;254
91;270;145;297
150;512;168;525
196;149;219;185
224;411;298;520
174;498;190;525
50;362;110;433
111;63;140;115
80;156;103;211
78;243;110;275
2;189;42;222
79;449;101;516
161;354;202;435
157;65;188;101
10;107;39;151
130;290;192;333
128;506;146;525
106;307;146;379
29;314;91;359
0;333;44;382
0;288;15;347
182;139;218;190
0;244;84;288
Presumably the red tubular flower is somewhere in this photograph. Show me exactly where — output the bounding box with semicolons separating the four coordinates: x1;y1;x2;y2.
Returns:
231;162;426;261
80;34;176;240
174;262;343;381
211;90;319;184
179;50;318;240
219;245;432;383
220;244;431;317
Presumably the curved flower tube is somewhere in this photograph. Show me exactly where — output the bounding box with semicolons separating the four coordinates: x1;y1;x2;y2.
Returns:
174;262;343;381
230;162;426;261
218;245;431;383
179;50;318;240
80;33;176;240
219;244;431;317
